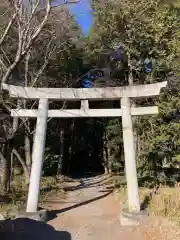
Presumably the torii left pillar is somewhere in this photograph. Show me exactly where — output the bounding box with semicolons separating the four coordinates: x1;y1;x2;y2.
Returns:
26;99;48;212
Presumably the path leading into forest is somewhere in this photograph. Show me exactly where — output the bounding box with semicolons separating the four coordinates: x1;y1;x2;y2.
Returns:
44;175;180;240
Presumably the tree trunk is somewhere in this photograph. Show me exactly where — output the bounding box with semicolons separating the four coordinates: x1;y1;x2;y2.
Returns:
137;132;141;159
24;135;32;172
0;142;11;192
104;166;109;175
103;132;109;174
13;148;30;184
67;120;75;175
108;149;113;176
57;128;64;178
10;150;14;182
0;150;8;192
0;101;20;192
109;167;112;176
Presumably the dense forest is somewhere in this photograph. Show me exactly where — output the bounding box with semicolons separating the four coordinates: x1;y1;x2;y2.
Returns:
0;0;179;197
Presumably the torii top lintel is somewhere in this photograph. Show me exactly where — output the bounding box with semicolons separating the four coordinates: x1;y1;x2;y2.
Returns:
2;81;167;100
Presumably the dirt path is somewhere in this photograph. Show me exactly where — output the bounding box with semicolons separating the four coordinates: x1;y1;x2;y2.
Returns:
44;175;180;240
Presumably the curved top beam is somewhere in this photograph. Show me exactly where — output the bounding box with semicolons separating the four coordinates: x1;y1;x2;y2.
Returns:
2;81;167;100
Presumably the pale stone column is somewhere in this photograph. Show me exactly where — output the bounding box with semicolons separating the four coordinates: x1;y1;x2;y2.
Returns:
26;98;48;212
121;97;140;212
81;100;89;110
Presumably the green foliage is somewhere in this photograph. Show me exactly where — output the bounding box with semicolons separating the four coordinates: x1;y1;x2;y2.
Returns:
89;0;180;83
176;155;180;162
87;0;180;183
42;148;59;176
106;119;124;169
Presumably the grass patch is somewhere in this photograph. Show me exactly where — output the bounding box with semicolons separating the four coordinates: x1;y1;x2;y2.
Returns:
0;175;61;218
100;174;125;186
148;183;180;224
114;177;180;225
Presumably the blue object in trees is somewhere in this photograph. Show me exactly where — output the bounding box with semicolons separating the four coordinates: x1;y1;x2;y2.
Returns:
109;46;127;62
83;79;93;88
144;58;152;73
82;69;104;88
88;69;104;80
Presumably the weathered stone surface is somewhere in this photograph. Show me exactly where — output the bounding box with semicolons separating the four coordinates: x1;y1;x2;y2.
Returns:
120;208;148;226
0;213;5;220
15;209;48;222
2;81;167;100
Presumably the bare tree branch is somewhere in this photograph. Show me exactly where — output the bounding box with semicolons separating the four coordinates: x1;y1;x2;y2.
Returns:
32;39;56;87
1;0;51;85
22;0;51;54
12;148;30;183
0;46;11;66
0;12;16;47
25;50;30;87
22;0;41;49
0;57;8;70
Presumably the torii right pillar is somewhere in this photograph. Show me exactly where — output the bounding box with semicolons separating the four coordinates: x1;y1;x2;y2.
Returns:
120;82;167;226
121;97;140;212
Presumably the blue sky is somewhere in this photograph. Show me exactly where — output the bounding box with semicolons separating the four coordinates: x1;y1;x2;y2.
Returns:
51;0;93;36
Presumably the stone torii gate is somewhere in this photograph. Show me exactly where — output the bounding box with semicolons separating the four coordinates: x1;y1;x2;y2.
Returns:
2;81;167;224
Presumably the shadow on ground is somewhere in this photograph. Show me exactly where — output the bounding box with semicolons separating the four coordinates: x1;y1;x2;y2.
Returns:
0;218;71;240
47;189;113;221
62;178;107;191
140;193;152;211
71;172;103;179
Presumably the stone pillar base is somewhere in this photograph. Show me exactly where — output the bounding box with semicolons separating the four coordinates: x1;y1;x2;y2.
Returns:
0;213;5;220
15;209;48;222
120;208;148;226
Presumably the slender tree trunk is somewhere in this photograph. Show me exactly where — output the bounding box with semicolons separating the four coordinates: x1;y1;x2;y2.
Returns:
67;120;75;175
108;148;113;176
108;164;112;176
103;132;109;174
12;148;30;184
24;135;31;172
10;150;14;182
120;149;125;175
0;142;11;192
137;133;141;159
0;98;20;192
0;151;4;185
0;150;8;192
57;128;64;178
104;166;109;175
